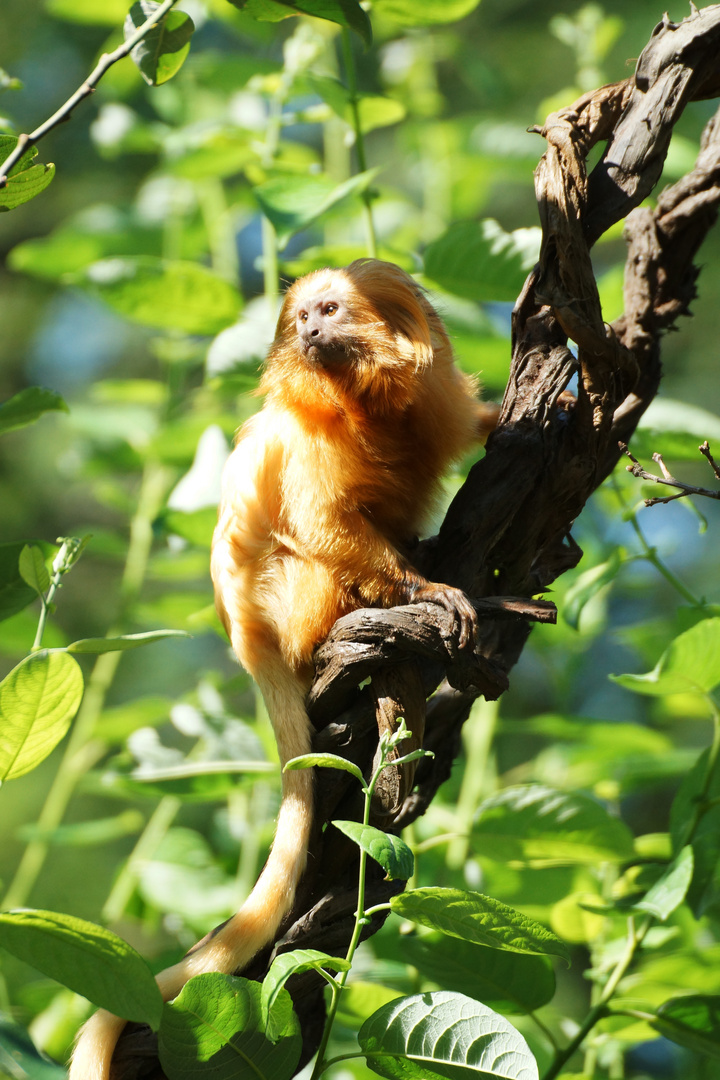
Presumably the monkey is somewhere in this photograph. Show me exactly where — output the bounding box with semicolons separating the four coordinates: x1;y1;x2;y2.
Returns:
69;258;497;1079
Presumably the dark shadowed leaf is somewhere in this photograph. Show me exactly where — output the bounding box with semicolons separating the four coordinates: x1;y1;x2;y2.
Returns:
652;995;720;1059
125;2;195;86
0;387;68;436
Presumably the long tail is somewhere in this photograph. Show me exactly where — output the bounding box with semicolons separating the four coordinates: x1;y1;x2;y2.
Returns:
70;675;314;1080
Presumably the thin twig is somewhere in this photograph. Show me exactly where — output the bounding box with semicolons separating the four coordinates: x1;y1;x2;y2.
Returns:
700;440;720;481
0;0;180;187
619;442;720;505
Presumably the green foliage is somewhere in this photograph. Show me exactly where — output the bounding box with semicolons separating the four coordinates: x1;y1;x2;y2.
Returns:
1;1;720;1079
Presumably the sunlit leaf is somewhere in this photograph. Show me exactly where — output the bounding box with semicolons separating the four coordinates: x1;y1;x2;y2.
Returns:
0;910;163;1027
424;220;540;302
125;3;195;86
0;387;68;436
66;629;189;654
261;950;349;1035
80;256;242;335
611;618;720;697
333;820;414;880
373;0;482;25
45;0;129;23
253;169;378;247
358;991;539;1079
635;846;694;921
398;931;556;1013
0;135;55;210
472;785;635;865
391;888;570;962
0;652;83;781
229;0;372;44
284;752;365;785
160;508;218;548
652;995;720;1059
159;973;301;1078
336;982;403;1030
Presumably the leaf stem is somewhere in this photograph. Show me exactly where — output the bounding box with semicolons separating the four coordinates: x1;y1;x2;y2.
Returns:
340;28;377;258
0;0;180;186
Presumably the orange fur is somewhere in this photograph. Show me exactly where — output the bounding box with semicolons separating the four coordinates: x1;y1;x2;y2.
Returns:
70;259;493;1079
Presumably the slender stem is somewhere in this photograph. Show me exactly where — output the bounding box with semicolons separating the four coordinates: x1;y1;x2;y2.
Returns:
529;1011;560;1053
340;28;377;258
1;462;173;910
0;0;180;185
102;796;181;923
31;573;60;652
541;915;650;1080
613;477;701;606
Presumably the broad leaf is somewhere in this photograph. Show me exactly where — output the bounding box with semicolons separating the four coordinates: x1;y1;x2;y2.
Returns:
0;135;55;211
159;973;301;1079
45;0;129;23
0;910;163;1027
261;950;349;1035
669;748;720;916
373;0;482;25
652;995;720;1059
391;888;570;962
472;784;635;865
611;618;720;697
66;629;189;654
125;3;195;86
19;544;50;597
229;0;372;44
358;991;539;1079
0;651;83;781
424;220;540;302
81;257;241;335
635;846;694;921
0;541;57;624
254;170;378;247
284;752;364;785
0;387;68;436
399;931;556;1014
563;550;624;630
0;1016;66;1079
333;820;414;880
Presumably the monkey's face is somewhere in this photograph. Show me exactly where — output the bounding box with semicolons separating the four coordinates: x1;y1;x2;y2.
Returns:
294;285;351;366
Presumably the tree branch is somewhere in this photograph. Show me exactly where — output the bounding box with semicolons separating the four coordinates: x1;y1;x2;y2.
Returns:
0;0;180;187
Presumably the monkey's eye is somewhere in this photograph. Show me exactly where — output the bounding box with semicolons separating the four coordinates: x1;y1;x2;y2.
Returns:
324;303;338;316
298;311;308;322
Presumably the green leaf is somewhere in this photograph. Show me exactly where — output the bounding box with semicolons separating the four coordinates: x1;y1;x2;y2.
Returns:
611;617;720;697
80;256;242;335
669;748;720;916
335;982;403;1030
399;932;556;1014
631;399;720;462
303;76;405;132
635;846;694;921
0;387;68;436
66;629;190;654
230;0;372;44
159;972;301;1079
18;809;144;848
160;507;218;548
0;651;84;781
391;888;570;963
424;220;540;302
472;784;635;865
358;991;539;1080
333;820;414;880
563;550;624;630
652;995;720;1059
262;950;349;1035
45;0;129;23
0;1016;66;1079
0;135;55;210
19;544;50;597
373;0;482;24
284;752;365;785
0;541;58;624
254;169;379;248
0;910;163;1027
125;3;195;86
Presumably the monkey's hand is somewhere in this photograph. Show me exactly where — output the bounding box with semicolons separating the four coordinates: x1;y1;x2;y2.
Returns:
409;581;477;650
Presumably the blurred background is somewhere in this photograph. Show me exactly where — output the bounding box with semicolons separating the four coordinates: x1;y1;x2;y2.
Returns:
1;0;720;1076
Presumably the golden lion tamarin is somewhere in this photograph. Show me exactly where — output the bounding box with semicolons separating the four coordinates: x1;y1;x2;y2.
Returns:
70;258;496;1079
